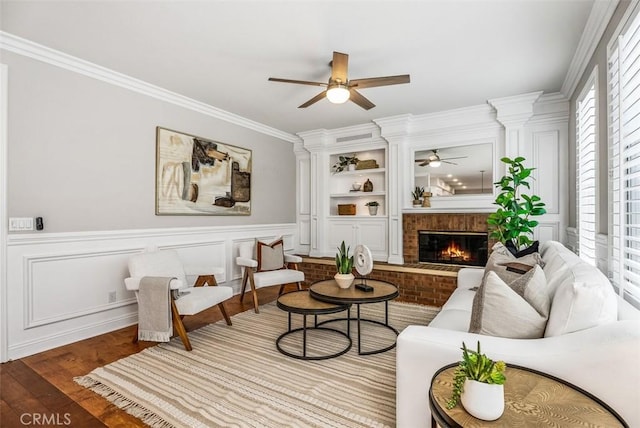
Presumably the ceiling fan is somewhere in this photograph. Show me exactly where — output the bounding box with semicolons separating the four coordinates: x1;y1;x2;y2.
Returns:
415;150;468;167
268;51;410;110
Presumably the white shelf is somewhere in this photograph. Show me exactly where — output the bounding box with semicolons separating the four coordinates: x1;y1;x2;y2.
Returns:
330;191;386;198
330;167;385;176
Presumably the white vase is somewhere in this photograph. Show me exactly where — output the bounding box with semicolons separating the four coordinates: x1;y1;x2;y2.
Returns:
368;206;378;216
460;379;505;421
334;273;354;289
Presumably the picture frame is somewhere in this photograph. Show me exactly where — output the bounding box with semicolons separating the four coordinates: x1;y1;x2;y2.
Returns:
156;127;252;215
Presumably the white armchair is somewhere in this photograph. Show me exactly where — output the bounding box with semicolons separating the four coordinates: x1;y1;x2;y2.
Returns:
124;248;233;351
236;240;305;313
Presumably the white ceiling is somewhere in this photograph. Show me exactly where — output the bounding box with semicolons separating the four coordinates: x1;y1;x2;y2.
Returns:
1;0;595;137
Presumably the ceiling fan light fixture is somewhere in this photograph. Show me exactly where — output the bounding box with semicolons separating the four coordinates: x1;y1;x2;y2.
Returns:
326;84;350;104
429;160;442;168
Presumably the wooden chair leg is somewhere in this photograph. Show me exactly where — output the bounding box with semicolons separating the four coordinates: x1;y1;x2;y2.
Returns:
218;302;232;325
239;269;249;303
248;270;260;313
132;324;139;343
171;300;192;351
296;281;302;291
194;274;218;287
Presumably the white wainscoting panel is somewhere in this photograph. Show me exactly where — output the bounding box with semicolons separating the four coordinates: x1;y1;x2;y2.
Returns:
5;223;296;360
532;130;560;214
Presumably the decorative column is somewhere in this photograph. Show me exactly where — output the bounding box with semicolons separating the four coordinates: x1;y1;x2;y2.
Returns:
297;129;331;258
293;141;311;255
488;91;542;168
374;115;413;265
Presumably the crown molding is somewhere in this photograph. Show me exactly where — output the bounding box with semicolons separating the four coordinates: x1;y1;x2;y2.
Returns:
560;0;619;99
0;31;300;144
488;91;543;128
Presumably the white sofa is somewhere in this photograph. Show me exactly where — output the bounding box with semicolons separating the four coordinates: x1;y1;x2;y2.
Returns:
396;241;640;427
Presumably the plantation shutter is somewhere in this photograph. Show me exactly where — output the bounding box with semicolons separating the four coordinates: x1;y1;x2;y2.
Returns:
576;80;597;266
609;3;640;307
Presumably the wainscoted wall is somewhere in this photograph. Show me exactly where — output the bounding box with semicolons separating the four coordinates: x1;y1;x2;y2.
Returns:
6;223;296;360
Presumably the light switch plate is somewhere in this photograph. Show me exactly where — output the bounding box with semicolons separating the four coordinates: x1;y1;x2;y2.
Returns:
9;217;34;231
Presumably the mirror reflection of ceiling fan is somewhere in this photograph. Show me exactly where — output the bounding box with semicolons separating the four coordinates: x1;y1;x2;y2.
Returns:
268;51;410;110
415;150;468;167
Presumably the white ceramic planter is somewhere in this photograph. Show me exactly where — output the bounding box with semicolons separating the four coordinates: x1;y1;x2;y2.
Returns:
460;379;505;421
368;206;378;216
334;273;354;289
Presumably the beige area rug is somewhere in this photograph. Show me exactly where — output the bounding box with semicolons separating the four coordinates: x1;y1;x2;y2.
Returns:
75;300;439;428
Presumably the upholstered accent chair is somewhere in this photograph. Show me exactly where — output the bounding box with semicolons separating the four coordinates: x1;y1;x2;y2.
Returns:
124;247;233;351
236;239;304;313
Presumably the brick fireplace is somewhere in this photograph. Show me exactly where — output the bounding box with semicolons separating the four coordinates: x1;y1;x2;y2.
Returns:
403;213;492;264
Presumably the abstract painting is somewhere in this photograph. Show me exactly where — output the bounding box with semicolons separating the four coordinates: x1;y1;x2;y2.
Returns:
156;127;252;215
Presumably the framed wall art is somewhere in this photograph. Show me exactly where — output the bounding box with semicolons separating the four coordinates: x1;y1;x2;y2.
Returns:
156;127;252;215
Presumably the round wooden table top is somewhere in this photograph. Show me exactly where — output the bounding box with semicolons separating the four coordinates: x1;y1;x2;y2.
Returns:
276;290;350;315
429;363;628;427
309;278;399;305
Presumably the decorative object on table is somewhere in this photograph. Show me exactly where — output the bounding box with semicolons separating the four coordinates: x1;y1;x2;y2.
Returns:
337;204;356;215
334;241;355;289
356;159;379;170
156;127;252;215
332;154;359;173
365;201;379;216
352;182;362;191
363;178;373;192
412;186;424;207
422;191;432;207
487;157;546;255
447;341;506;421
353;244;374;292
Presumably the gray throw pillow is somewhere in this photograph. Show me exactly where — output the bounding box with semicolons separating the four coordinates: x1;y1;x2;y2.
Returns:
469;266;549;338
483;242;545;285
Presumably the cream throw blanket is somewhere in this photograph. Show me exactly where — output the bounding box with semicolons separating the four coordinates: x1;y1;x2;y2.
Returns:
138;276;173;342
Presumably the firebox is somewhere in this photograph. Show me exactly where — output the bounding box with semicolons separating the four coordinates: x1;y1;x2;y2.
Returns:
418;231;488;266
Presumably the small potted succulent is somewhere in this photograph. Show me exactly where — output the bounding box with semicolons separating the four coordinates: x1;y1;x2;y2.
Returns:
447;342;507;421
412;186;424;207
334;241;354;289
365;201;379;216
332;154;360;173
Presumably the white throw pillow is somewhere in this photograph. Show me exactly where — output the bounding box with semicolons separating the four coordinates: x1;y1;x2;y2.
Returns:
545;281;618;337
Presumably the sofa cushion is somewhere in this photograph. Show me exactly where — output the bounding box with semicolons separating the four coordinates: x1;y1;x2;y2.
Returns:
469;267;549;338
545;281;618;337
256;238;286;272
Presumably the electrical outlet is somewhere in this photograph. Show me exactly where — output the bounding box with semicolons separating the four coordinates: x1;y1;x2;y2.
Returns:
9;217;34;231
108;291;117;303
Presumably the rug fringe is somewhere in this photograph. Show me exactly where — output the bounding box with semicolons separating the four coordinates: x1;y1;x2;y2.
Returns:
74;376;175;428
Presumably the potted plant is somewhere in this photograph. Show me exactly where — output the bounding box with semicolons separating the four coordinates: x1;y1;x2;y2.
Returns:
365;201;379;216
487;157;546;255
332;154;359;173
447;342;507;421
412;186;424;207
334;241;354;289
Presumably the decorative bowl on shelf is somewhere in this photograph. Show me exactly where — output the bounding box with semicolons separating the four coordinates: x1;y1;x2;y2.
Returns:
352;182;362;191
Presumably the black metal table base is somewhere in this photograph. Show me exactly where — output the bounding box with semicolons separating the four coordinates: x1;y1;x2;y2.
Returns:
317;301;399;355
276;313;352;360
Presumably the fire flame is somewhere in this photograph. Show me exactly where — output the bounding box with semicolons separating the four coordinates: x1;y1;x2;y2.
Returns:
442;241;469;261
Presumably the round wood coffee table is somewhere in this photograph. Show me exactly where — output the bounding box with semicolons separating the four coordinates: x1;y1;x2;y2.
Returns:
429;363;628;427
276;290;351;360
309;278;399;355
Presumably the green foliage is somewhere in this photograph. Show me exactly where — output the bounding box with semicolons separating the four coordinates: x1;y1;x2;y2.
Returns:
332;154;359;172
412;186;425;201
335;241;354;274
365;201;379;206
487;157;546;251
446;342;507;409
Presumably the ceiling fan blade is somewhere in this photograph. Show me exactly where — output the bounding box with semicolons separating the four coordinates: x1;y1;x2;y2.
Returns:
349;74;411;89
443;160;459;165
440;156;468;161
268;77;327;87
419;160;430;166
349;89;375;110
331;52;349;83
298;91;327;108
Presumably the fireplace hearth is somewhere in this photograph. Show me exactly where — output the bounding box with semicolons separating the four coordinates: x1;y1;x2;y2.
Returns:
419;231;488;266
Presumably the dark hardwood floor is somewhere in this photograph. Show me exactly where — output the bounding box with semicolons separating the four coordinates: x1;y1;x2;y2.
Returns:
1;287;283;427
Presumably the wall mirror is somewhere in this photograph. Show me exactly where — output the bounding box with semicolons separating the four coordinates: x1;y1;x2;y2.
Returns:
414;142;494;197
